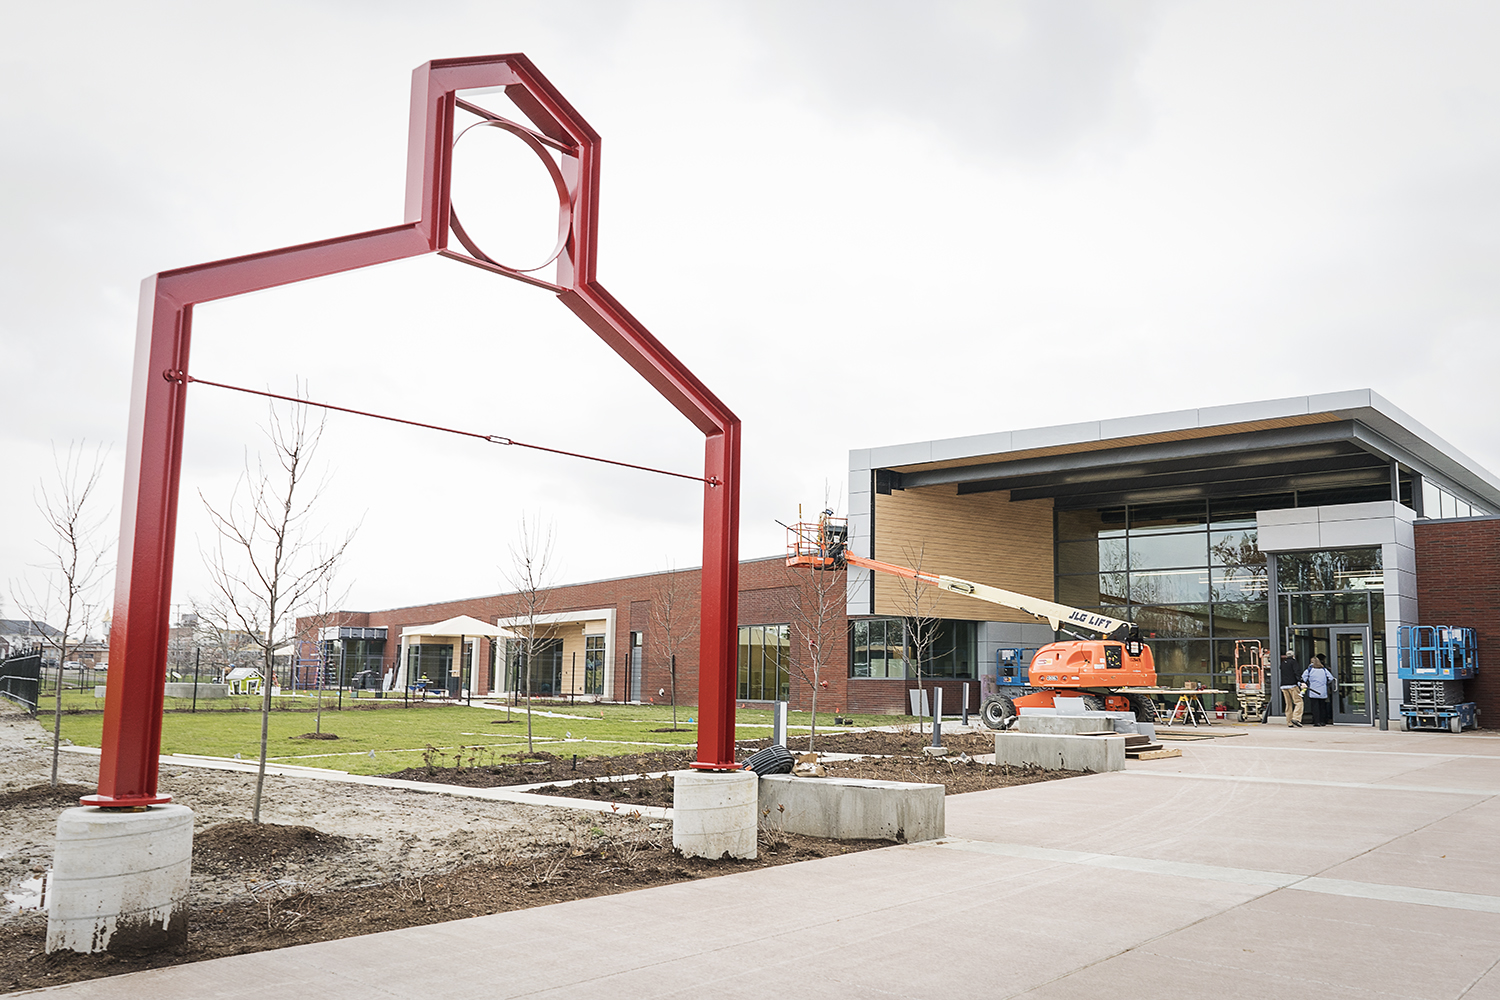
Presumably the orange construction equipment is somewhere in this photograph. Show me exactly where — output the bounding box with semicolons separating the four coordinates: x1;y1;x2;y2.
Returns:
786;516;1158;728
1232;639;1270;723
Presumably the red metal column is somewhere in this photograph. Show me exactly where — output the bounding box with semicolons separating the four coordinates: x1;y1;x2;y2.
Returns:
694;426;741;769
83;285;191;806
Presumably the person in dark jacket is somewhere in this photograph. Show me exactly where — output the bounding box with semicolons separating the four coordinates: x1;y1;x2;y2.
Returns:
1302;654;1337;727
1279;651;1304;727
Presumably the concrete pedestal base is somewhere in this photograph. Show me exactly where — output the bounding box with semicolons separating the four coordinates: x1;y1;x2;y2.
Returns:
1016;713;1125;735
995;732;1125;772
47;804;194;955
758;775;944;843
672;770;757;860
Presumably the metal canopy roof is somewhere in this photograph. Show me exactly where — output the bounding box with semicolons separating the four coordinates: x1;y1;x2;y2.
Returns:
926;422;1395;509
861;391;1500;513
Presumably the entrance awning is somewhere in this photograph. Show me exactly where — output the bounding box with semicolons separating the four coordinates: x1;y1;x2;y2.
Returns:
401;615;510;639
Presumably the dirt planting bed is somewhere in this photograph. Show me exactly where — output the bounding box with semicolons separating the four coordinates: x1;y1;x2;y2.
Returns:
0;709;1074;993
529;729;1081;807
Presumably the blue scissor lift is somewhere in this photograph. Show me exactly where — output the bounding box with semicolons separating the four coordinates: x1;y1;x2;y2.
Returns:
979;647;1033;704
1397;626;1480;733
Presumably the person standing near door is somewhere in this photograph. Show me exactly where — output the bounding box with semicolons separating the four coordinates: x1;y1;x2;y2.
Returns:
1302;654;1337;727
1279;650;1304;727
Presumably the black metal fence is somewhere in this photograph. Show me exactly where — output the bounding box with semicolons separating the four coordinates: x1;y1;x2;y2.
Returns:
35;661;109;698
0;648;42;715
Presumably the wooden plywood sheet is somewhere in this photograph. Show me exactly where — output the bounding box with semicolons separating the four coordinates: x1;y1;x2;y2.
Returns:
872;484;1053;621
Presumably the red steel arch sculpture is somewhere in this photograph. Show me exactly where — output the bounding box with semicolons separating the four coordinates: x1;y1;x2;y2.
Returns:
88;54;741;807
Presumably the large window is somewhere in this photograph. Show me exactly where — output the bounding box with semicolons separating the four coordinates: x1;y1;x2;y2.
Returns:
1056;499;1270;691
738;625;790;701
1277;548;1383;593
849;618;977;679
1278;548;1385;628
1422;480;1487;519
407;643;452;687
320;636;385;687
584;635;605;696
506;637;563;696
850;618;907;678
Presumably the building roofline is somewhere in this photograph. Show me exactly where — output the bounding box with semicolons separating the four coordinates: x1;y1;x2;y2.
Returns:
353;554;789;617
852;389;1500;509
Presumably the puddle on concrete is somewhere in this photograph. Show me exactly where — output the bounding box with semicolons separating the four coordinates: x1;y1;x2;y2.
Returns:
4;873;47;913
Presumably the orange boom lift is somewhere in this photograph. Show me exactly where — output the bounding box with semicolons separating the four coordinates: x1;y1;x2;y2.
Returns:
786;515;1159;728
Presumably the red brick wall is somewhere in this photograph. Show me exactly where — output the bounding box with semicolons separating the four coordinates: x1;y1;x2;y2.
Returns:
297;557;866;713
1414;517;1500;725
294;560;1063;719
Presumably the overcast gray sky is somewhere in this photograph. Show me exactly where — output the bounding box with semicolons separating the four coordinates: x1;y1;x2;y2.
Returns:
4;0;1499;623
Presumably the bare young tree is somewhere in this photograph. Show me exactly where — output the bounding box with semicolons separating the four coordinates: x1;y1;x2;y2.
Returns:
788;505;846;751
893;543;940;734
504;514;555;755
198;400;355;822
649;564;697;731
296;587;355;738
11;442;112;786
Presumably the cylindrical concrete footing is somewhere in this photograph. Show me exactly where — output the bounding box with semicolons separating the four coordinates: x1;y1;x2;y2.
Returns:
47;804;194;955
672;769;757;859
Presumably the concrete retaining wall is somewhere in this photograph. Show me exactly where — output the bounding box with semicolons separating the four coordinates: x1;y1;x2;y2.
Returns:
1015;715;1117;735
758;775;944;843
995;732;1125;772
103;684;232;699
162;683;229;700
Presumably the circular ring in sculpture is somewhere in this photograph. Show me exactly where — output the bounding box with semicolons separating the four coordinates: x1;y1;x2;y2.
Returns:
451;117;573;274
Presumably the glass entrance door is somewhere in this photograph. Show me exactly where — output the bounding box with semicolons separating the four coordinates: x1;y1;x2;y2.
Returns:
1287;626;1371;724
629;632;643;702
1332;628;1370;724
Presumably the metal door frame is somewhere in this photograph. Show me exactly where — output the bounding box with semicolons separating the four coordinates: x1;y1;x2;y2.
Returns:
1288;625;1372;725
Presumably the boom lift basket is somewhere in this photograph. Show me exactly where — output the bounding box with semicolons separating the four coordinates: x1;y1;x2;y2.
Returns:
786;516;848;570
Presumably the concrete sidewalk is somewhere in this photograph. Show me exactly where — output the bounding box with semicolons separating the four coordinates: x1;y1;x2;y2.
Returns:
35;725;1500;999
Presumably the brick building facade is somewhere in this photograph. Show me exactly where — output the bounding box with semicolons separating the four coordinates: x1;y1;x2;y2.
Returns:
307;557;924;715
1414;516;1500;723
301;553;987;716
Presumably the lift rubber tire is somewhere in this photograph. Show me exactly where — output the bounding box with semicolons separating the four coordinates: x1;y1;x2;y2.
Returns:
980;696;1016;731
1127;693;1159;723
1451;716;1463;734
1081;694;1106;712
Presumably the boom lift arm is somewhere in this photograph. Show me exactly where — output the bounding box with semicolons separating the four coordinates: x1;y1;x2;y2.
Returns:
785;517;1145;654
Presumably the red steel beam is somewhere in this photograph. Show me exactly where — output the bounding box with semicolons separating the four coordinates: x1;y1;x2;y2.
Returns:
87;54;741;808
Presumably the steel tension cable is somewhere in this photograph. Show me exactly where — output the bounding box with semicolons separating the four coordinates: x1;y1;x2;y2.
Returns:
163;370;719;486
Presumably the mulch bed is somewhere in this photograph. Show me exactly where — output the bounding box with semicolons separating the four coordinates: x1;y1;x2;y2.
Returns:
526;729;1082;807
382;748;694;787
0;782;95;809
192;822;349;875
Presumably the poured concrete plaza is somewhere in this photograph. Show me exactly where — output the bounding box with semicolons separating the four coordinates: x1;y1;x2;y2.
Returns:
39;725;1500;999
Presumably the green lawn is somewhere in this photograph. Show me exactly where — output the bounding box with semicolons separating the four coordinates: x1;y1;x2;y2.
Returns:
51;698;914;776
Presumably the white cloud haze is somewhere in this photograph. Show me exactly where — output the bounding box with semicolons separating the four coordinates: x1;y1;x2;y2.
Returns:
3;0;1498;622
